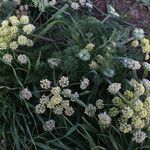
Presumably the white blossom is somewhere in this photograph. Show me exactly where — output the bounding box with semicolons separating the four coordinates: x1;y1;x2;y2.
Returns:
143;62;150;71
80;78;89;90
132;130;147;143
65;106;75;116
40;79;51;89
133;28;144;40
59;76;69;87
71;2;80;10
98;112;111;127
3;53;13;63
43;119;55;131
20;88;32;100
79;0;86;6
108;83;121;94
18;54;28;64
123;58;141;70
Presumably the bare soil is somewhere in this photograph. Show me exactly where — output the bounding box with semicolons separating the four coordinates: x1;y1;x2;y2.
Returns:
95;0;150;35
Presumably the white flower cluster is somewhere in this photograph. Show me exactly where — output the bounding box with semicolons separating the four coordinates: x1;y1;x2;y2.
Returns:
85;104;96;117
43;119;55;131
108;83;121;95
142;79;150;94
89;60;98;70
35;79;76;117
3;53;13;63
129;79;145;96
143;62;150;71
3;53;29;64
0;15;35;64
59;76;69;87
132;130;147;143
40;79;51;89
35;97;47;113
134;99;143;111
18;54;28;64
71;0;93;10
80;78;89;90
33;0;56;10
71;2;80;10
23;24;35;35
131;40;139;48
123;58;141;70
119;123;132;133
85;43;95;51
98;112;111;127
20;88;32;100
122;107;133;119
133;28;144;40
64;106;75;116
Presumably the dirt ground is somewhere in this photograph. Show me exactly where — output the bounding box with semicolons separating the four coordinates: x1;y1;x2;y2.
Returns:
95;0;150;35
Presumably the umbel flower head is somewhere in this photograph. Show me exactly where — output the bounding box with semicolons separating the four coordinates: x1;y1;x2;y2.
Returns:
122;107;133;119
35;76;77;118
109;79;150;135
0;15;35;52
131;40;139;48
80;78;89;90
133;28;144;40
20;88;32;100
89;60;99;70
18;54;28;64
143;62;150;71
59;76;69;87
3;53;13;63
98;112;111;127
141;38;150;59
96;99;104;109
43;119;55;131
79;0;86;6
132;130;147;143
142;79;150;95
71;2;80;10
85;43;95;51
40;79;51;89
129;79;145;96
23;24;35;35
122;58;141;70
119;123;132;133
108;83;121;94
85;104;96;117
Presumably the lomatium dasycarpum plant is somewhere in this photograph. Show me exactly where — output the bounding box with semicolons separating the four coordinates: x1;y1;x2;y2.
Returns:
83;78;150;144
1;1;150;149
0;15;35;64
33;74;90;131
108;79;150;143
